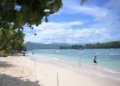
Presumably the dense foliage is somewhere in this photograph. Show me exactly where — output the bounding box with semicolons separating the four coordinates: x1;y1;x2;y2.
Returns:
0;26;26;54
59;41;120;49
0;0;63;55
0;0;62;28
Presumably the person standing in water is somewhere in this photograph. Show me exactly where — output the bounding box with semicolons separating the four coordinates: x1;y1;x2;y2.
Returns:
93;56;97;63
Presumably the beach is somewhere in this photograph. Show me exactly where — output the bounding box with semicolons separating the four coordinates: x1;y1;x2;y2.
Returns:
0;55;120;86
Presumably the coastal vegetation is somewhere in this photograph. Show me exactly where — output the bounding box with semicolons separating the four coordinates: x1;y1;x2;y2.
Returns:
0;26;25;56
0;0;63;56
59;41;120;49
25;41;120;50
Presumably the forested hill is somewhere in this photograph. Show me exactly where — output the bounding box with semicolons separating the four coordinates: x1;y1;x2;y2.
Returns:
25;41;120;50
59;41;120;49
25;42;70;50
84;41;120;49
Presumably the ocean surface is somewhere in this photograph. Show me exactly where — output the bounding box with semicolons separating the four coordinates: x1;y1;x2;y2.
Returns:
27;49;120;80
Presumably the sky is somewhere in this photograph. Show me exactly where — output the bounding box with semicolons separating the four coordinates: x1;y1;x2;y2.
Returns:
24;0;120;44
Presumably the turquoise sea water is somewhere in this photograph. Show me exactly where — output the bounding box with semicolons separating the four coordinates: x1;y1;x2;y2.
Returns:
27;49;120;80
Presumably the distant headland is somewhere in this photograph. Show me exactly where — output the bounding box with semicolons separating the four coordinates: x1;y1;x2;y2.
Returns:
25;41;120;50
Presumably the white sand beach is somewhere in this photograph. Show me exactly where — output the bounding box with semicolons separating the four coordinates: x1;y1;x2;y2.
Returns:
0;56;120;86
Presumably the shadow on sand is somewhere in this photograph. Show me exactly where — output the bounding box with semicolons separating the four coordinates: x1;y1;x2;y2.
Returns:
0;62;14;68
0;74;41;86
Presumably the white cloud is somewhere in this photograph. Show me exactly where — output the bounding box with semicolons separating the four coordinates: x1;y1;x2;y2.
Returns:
24;0;120;44
64;5;108;18
50;0;108;18
60;0;108;18
24;21;112;44
94;0;120;38
33;21;83;30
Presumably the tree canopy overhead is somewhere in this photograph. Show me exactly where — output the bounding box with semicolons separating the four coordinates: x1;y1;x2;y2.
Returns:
0;0;63;55
0;0;63;29
0;0;86;55
0;0;87;29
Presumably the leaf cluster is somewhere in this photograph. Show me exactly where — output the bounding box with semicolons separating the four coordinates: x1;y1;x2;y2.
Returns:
0;0;62;28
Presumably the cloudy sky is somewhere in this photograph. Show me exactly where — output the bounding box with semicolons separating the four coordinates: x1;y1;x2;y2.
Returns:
24;0;120;44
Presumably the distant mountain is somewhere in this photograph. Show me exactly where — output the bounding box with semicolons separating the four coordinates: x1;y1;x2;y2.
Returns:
25;40;120;50
25;42;70;50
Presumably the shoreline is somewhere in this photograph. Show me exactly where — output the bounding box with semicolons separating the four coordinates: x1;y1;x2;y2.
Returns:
0;55;120;86
27;49;120;72
27;54;120;81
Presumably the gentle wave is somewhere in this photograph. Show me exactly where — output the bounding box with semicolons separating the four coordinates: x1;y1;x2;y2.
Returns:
109;53;120;56
51;57;59;61
96;52;100;55
94;66;120;81
96;72;120;81
103;68;120;74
